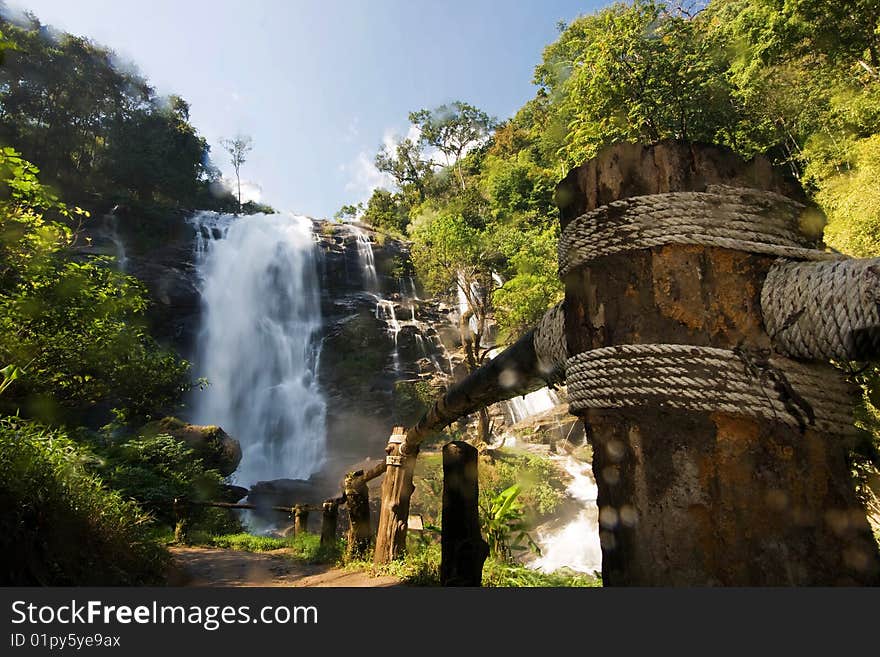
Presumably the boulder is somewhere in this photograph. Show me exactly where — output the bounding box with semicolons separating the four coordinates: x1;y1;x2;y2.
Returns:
145;416;242;476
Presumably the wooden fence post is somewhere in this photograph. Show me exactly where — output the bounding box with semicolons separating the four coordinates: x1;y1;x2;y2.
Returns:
172;497;188;544
440;441;489;586
293;505;309;536
374;426;417;564
556;140;880;585
320;501;338;550
344;470;372;559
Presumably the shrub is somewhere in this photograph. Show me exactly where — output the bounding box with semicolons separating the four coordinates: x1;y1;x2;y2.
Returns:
97;432;239;533
0;416;168;585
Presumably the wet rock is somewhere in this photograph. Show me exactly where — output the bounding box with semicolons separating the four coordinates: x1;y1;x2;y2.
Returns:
144;416;242;476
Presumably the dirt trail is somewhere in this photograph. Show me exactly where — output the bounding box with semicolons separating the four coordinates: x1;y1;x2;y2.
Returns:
168;547;401;587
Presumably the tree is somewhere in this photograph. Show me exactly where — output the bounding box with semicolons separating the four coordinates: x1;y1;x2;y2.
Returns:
409;207;500;444
410;101;495;190
0;146;190;425
361;189;409;234
375;137;433;202
220;135;253;213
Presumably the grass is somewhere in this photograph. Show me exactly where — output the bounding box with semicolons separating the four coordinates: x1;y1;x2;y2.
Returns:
482;560;601;587
187;531;341;564
0;417;170;585
343;541;602;587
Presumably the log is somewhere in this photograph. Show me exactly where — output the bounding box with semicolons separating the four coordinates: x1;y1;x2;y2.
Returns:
343;470;372;559
558;141;880;585
400;332;547;455
367;313;551;563
440;441;489;586
293;505;309;536
320;501;339;550
374;427;416;564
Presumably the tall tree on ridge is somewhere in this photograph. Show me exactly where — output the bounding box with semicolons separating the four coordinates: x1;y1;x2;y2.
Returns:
221;135;253;213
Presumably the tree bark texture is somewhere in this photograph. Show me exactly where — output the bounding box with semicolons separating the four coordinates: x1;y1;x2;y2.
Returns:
440;441;489;586
558;140;880;585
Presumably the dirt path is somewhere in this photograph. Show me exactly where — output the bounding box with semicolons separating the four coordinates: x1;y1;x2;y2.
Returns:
168;547;402;587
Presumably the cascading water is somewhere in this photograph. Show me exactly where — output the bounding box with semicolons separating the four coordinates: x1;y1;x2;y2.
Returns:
107;212;128;272
189;211;327;487
530;455;602;575
507;388;562;424
354;227;378;291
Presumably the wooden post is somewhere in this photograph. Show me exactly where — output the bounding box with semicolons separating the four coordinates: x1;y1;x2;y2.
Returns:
441;441;489;586
293;505;309;536
374;426;417;564
320;501;339;550
343;470;372;559
172;498;188;544
556;140;880;585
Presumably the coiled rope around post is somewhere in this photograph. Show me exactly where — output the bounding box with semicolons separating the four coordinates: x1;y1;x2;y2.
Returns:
565;344;857;437
762;258;880;362
554;184;866;434
533;301;568;385
558;185;842;276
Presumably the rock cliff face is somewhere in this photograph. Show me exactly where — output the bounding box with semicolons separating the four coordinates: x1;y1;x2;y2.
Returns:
85;211;572;503
311;220;457;486
86;211;462;496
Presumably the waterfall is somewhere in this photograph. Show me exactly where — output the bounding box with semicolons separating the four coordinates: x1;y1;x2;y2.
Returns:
530;456;602;575
107;212;128;272
507;388;562;424
189;211;327;487
375;298;402;373
353;227;378;291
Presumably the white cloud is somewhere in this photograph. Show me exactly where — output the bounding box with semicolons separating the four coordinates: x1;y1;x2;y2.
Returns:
216;177;263;204
342;151;395;203
345;117;360;143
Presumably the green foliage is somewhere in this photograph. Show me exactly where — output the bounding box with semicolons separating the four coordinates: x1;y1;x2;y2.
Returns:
334;203;361;221
96;433;229;527
480;484;541;562
481;559;601;587
343;541;600;587
540;1;738;167
345;541;442;586
393;379;442;426
815;134;880;257
0;416;169;584
205;532;340;564
482;449;565;518
0;146;191;426
362;188;409;235
0;14;238;213
410;101;496;190
207;532;287;551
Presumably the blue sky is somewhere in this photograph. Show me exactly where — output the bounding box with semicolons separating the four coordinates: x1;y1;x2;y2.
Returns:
10;0;607;217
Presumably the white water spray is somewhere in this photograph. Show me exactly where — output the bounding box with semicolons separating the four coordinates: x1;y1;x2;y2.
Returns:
189;212;327;487
353;227;378;291
507;388;562;424
531;456;602;575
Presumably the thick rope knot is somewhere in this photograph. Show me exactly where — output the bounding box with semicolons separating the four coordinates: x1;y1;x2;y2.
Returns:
565;343;857;437
761;258;880;362
533;301;568;385
558;185;843;276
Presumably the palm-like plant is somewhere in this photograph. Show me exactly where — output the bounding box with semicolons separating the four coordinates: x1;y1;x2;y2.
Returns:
480;484;540;562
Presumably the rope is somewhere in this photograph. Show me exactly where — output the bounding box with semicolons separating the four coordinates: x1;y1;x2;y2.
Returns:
762;258;880;362
565;344;857;437
558;185;843;276
533;301;569;384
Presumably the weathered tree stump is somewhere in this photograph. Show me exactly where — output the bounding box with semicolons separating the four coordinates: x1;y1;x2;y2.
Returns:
293;505;309;536
556;140;880;585
440;441;489;586
320;501;338;550
374;427;416;564
343;471;372;559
